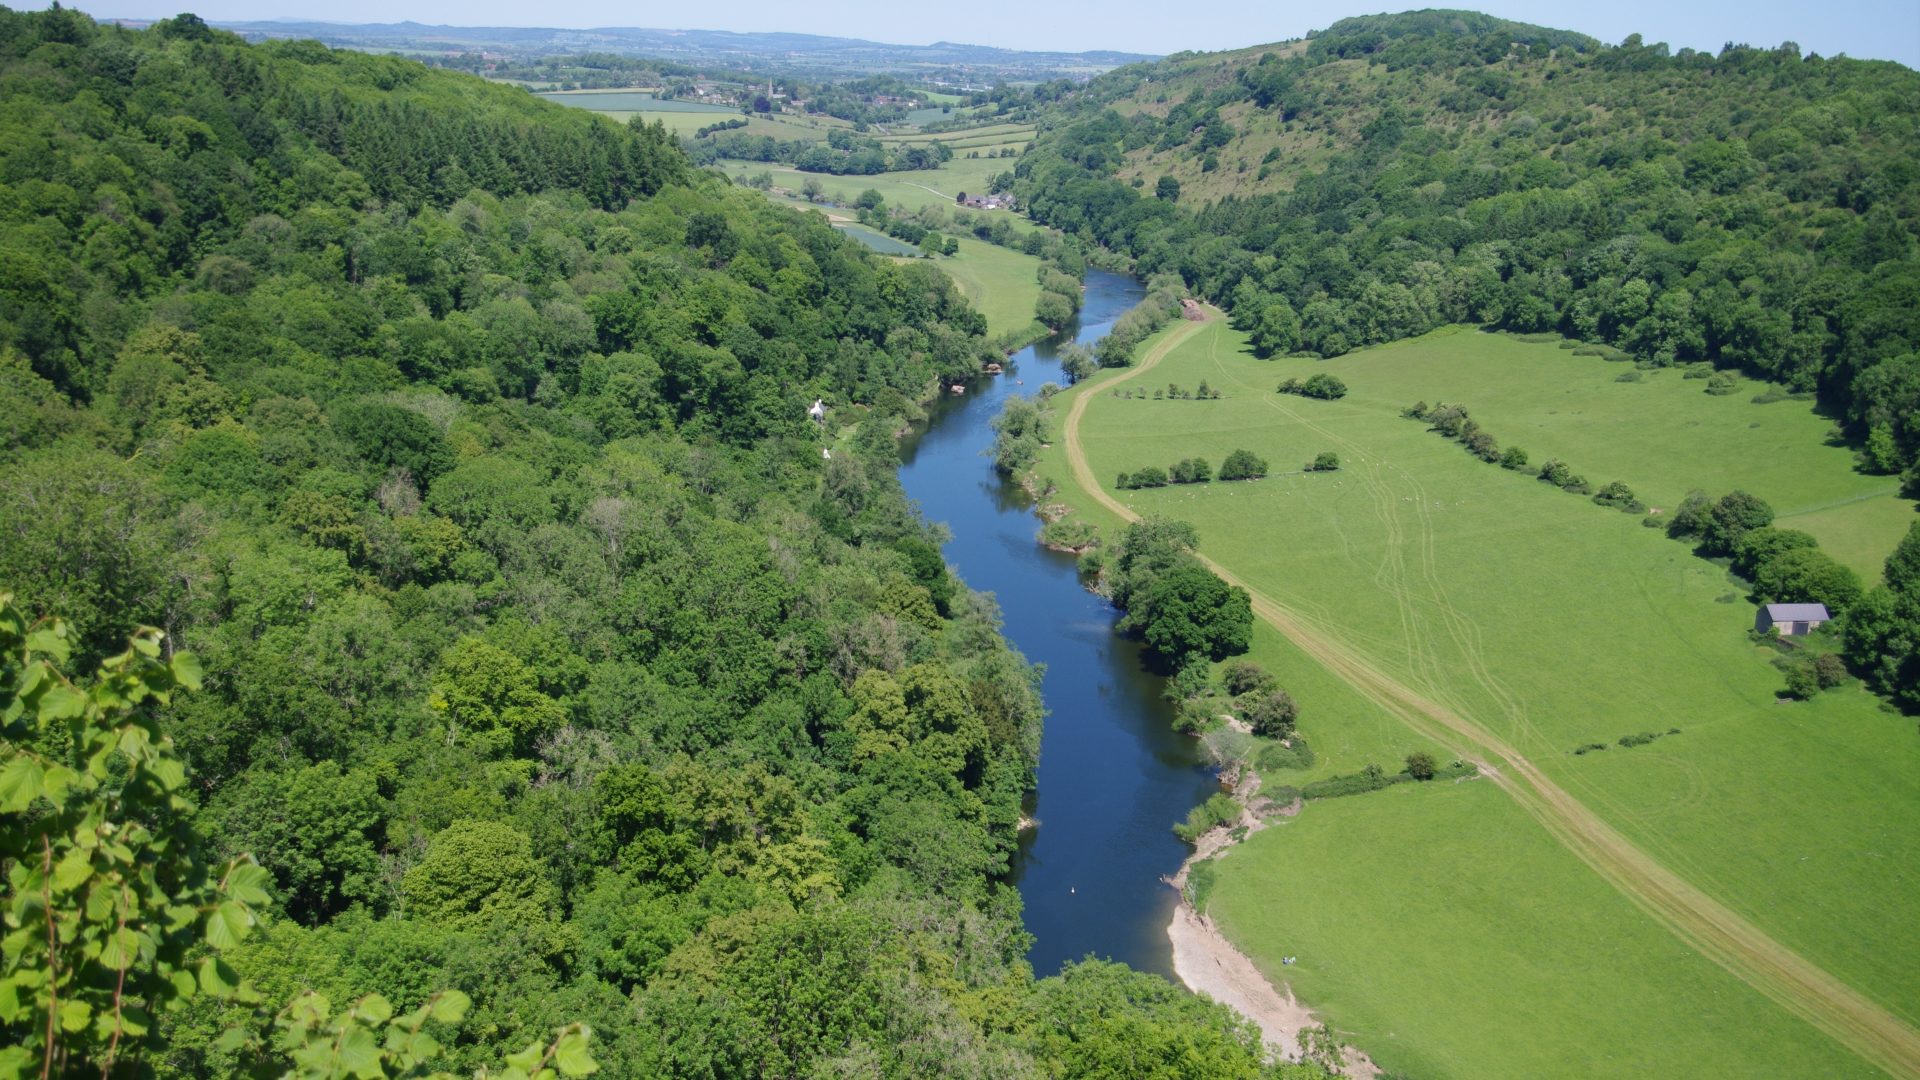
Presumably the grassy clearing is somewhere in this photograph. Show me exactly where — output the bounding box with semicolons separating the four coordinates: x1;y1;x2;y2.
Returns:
1028;319;1920;1076
912;239;1045;341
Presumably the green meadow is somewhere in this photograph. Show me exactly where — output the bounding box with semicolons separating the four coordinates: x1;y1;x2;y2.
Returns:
715;156;1021;217
922;238;1045;341
1319;329;1910;577
1210;780;1881;1079
1030;320;1920;1078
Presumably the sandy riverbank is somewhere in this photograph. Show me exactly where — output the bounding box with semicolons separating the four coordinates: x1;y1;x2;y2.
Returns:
1165;771;1379;1077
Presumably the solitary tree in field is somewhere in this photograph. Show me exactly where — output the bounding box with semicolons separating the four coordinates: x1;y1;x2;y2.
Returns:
801;176;825;203
1156;175;1181;201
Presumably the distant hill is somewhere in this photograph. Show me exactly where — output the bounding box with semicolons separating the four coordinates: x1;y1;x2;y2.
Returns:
199;19;1156;80
1013;8;1920;483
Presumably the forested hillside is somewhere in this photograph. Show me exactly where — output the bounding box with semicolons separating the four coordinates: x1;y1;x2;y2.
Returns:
1015;10;1920;484
0;11;1321;1077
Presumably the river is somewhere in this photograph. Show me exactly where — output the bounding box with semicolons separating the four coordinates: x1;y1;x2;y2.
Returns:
896;269;1219;980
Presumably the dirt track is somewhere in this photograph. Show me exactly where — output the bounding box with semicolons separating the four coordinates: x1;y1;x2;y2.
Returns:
1059;311;1920;1078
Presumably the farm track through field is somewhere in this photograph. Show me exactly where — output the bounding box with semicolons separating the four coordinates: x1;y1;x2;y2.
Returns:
1063;314;1920;1078
1777;485;1907;519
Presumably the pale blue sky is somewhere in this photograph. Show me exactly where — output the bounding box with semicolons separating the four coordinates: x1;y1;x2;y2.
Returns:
105;1;1920;67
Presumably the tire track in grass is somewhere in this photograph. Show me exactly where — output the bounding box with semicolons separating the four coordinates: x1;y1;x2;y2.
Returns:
1234;353;1720;879
1062;311;1920;1078
1203;331;1448;693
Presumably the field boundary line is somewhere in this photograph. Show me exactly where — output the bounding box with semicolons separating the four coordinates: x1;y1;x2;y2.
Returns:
1057;313;1920;1079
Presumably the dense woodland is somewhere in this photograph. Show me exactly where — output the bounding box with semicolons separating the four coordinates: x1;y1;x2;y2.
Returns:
0;11;1330;1078
690;127;955;175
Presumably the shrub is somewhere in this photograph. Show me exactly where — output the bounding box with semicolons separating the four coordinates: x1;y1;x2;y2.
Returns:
1615;370;1643;383
1537;458;1588;492
1255;738;1314;772
1706;372;1739;395
1592;481;1644;512
1170;457;1213;484
1405;751;1437;780
1040;518;1099;552
1617;731;1660;748
1499;446;1530;470
1301;766;1402;800
1306;451;1340;472
1222;660;1274;696
1129;465;1169;489
1813;652;1849;688
1165;661;1212;705
1572;742;1609;755
1218;449;1269;481
1302;373;1348;399
1401;401;1430;419
1242;688;1299;738
1173;792;1241;842
1781;662;1820;700
1185;857;1217;909
1425;403;1471;438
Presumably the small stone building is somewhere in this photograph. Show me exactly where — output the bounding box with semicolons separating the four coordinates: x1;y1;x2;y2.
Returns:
1755;603;1831;636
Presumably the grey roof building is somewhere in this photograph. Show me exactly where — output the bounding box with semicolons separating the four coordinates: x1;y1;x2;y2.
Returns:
1755;603;1831;636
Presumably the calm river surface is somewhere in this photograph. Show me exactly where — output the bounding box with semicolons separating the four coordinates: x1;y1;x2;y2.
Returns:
896;269;1218;979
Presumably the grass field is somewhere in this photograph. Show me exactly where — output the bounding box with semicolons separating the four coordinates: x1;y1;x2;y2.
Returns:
534;90;737;112
1029;320;1920;1078
1211;780;1881;1079
1332;330;1911;577
716;157;1016;215
918;239;1045;341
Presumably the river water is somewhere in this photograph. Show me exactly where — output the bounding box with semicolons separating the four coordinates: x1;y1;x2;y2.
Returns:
896;269;1219;980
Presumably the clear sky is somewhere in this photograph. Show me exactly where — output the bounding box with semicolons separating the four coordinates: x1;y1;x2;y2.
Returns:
102;1;1920;68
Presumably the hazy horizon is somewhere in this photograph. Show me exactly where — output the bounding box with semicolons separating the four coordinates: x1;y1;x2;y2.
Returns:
95;2;1920;68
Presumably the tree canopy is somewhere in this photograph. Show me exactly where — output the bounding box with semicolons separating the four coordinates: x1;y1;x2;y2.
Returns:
0;11;1324;1077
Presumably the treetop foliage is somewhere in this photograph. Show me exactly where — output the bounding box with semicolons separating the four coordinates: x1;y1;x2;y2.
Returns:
0;11;1324;1077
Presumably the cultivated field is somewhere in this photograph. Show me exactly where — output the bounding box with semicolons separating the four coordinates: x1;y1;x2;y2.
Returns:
1030;320;1920;1078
